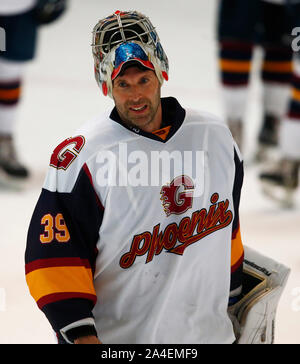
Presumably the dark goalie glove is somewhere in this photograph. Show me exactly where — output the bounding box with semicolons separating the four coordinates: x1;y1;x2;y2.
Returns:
228;245;290;344
34;0;67;24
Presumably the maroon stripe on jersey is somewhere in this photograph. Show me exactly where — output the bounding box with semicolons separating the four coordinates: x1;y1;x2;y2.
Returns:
288;112;300;120
82;163;104;210
231;221;240;240
37;292;97;309
220;41;254;51
292;75;300;87
25;257;91;275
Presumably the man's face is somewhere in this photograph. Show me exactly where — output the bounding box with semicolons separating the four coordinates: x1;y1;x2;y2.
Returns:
112;66;162;132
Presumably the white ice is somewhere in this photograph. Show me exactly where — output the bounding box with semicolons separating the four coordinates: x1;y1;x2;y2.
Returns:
0;0;299;344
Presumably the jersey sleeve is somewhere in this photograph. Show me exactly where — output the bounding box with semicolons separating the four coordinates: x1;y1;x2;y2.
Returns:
229;146;244;305
25;156;104;342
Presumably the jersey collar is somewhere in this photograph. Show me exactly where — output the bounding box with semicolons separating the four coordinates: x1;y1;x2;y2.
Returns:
109;97;186;143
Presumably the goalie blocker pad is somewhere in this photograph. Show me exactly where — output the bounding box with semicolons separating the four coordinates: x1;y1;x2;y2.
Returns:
228;245;290;344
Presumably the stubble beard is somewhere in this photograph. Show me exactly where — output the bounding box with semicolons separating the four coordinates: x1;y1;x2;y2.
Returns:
114;90;161;132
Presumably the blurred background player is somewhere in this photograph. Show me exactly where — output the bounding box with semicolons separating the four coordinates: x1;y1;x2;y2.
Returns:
216;0;294;159
0;0;67;180
259;0;300;207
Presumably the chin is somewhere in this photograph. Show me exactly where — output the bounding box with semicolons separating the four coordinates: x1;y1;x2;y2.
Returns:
131;115;151;127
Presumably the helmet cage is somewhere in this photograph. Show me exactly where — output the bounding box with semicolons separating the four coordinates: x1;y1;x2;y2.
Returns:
91;11;169;97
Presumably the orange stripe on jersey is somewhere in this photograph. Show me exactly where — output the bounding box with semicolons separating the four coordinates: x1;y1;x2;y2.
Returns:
292;88;300;102
26;265;96;307
231;226;244;272
219;60;251;73
0;87;21;100
263;61;293;73
152;125;171;141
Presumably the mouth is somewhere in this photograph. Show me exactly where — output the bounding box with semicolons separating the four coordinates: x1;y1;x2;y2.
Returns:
129;104;148;114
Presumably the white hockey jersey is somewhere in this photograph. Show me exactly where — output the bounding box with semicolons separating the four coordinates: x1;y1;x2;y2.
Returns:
25;97;244;344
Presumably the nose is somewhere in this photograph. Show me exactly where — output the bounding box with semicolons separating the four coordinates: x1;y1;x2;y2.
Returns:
129;85;143;103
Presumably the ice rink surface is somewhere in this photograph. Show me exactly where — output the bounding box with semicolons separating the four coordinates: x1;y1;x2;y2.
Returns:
0;0;299;344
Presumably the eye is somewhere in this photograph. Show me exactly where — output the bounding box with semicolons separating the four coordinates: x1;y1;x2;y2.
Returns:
140;77;149;84
117;81;128;88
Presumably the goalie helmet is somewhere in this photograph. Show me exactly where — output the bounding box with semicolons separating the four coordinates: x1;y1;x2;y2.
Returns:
91;10;169;97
